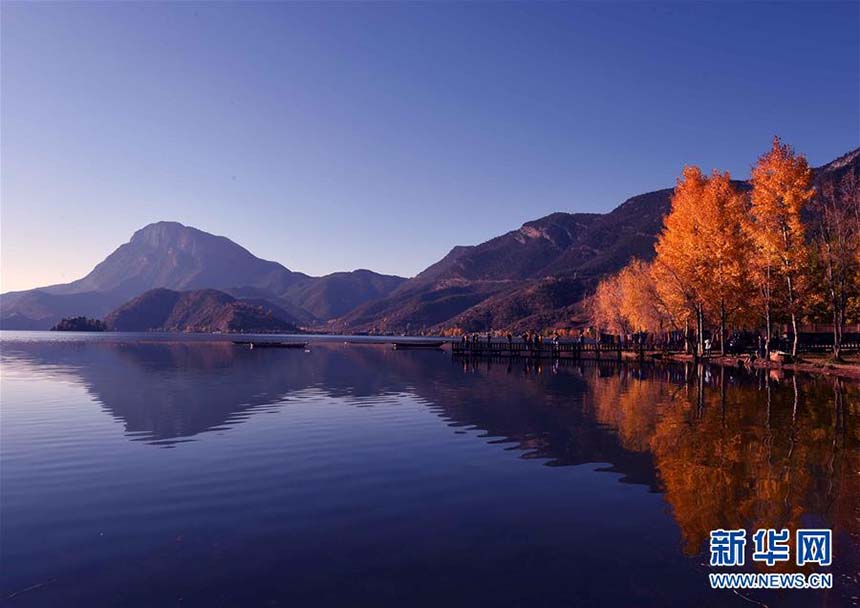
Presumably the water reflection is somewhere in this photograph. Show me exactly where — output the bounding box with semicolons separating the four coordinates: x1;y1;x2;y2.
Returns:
2;339;858;605
582;364;858;564
1;340;417;444
453;357;860;603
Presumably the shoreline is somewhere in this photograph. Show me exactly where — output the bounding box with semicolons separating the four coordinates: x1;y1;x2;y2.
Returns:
625;351;860;380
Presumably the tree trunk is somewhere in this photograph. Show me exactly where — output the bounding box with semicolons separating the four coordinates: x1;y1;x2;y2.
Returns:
719;300;726;357
821;235;844;361
696;305;705;359
786;272;799;357
763;307;771;358
684;319;691;355
790;311;799;358
764;264;772;359
833;305;843;360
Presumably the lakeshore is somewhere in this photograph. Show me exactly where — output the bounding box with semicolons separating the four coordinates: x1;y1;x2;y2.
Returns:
620;350;860;380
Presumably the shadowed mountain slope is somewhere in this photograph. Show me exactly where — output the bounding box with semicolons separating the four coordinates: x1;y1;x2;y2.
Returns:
104;288;300;333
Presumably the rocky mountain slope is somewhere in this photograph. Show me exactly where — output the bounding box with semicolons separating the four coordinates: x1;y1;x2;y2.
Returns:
335;148;858;334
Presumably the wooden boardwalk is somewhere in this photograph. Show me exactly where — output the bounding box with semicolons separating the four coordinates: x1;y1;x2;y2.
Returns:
451;340;622;360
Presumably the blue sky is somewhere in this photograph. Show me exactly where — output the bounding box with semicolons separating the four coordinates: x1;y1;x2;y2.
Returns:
2;1;858;291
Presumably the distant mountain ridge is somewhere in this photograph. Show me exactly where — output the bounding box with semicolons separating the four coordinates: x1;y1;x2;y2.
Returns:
1;222;405;329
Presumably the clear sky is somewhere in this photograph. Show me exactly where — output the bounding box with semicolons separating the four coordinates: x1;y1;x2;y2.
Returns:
1;1;858;292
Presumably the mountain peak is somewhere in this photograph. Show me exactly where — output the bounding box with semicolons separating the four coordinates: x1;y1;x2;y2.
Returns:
40;221;297;299
129;221;222;250
131;220;188;238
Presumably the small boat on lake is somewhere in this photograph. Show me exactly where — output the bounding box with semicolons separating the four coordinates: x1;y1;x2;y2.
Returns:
391;340;445;350
233;341;308;349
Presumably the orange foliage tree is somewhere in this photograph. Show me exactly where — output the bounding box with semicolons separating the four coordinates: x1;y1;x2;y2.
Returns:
589;272;629;337
748;137;814;356
696;171;752;354
653;166;710;355
618;259;675;335
586;137;849;359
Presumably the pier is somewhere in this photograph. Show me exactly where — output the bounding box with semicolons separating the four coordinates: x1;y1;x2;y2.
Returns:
451;340;622;360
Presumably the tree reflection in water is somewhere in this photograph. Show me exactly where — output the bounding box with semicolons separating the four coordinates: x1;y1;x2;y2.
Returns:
579;361;858;587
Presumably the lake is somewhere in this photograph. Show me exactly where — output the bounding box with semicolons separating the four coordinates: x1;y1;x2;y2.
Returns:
1;332;857;607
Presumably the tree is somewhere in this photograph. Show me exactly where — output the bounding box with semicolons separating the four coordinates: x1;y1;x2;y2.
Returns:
654;166;710;356
618;259;675;335
589;272;629;337
589;260;677;349
696;171;752;355
749;137;814;357
809;169;860;359
743;220;782;358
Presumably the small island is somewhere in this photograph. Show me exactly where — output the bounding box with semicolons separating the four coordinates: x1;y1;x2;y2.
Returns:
50;316;107;332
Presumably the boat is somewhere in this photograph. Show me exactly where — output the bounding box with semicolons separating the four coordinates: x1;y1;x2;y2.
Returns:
391;340;445;350
234;341;308;349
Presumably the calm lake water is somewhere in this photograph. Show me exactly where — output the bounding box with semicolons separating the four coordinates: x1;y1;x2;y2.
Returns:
1;332;858;607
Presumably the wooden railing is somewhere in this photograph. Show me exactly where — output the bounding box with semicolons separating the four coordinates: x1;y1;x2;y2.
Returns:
798;340;860;354
451;340;622;360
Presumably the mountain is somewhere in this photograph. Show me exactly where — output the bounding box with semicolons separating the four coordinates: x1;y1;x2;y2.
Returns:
1;222;405;329
0;290;123;330
336;148;859;334
331;192;682;334
104;288;299;333
50;221;306;298
412;212;602;283
283;269;408;320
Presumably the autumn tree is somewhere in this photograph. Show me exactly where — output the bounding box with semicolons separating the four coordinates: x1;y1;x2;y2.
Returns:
743;220;782;357
748;137;814;357
589;272;629;337
653;166;710;356
696;171;752;355
618;259;675;335
809;169;860;359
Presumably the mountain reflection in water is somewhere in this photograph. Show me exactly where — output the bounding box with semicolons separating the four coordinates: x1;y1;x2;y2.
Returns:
1;337;857;607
